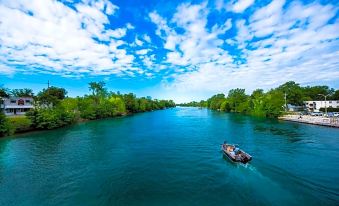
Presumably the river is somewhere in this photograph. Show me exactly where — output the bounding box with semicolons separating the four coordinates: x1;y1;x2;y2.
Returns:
0;107;338;205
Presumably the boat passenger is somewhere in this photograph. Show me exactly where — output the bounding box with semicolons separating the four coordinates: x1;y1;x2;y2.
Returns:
234;148;241;155
230;150;235;157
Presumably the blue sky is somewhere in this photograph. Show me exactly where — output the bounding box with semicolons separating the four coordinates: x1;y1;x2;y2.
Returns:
0;0;338;103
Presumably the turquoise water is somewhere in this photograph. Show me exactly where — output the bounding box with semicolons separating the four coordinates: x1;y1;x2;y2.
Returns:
0;107;338;206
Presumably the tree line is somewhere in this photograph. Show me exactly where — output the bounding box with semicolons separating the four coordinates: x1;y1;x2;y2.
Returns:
0;82;175;136
178;81;339;117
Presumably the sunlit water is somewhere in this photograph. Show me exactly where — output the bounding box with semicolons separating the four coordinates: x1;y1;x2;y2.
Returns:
0;107;338;206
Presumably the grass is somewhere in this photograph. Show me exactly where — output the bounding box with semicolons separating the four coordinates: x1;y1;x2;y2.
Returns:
7;115;32;133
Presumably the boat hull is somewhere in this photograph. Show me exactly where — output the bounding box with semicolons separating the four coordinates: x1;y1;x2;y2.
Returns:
221;144;252;164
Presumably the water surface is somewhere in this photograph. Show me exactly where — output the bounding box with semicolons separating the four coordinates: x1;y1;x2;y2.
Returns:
0;107;338;205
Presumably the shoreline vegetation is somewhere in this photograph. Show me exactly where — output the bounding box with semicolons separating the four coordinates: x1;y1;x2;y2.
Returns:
177;81;339;118
1;81;338;137
0;81;175;137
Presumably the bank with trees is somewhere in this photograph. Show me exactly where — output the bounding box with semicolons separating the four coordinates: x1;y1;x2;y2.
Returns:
0;82;175;137
178;81;339;118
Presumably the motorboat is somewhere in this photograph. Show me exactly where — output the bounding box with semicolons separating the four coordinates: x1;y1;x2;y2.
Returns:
221;143;252;164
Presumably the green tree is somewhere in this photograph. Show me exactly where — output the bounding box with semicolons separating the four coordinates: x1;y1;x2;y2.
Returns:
276;81;303;105
36;86;67;107
250;89;266;116
77;97;97;120
108;96;126;115
89;81;106;97
0;112;13;136
227;88;248;112
302;86;334;101
89;81;107;105
331;90;339;100
138;98;148;112
61;98;78;112
11;88;34;97
123;93;139;113
207;94;226;110
220;100;231;111
263;90;285;117
26;106;75;130
0;87;10;97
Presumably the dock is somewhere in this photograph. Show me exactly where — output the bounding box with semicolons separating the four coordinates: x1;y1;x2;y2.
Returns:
279;115;339;128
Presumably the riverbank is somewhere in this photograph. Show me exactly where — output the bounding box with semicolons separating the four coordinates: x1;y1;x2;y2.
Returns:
2;109;171;138
0;108;168;138
279;115;339;128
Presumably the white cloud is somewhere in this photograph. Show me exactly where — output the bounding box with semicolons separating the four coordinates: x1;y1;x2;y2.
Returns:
151;1;339;102
149;2;233;71
149;11;172;38
231;0;255;13
0;64;15;75
0;0;136;77
249;0;286;37
136;49;150;55
143;34;152;43
134;36;144;46
126;23;134;29
134;34;152;47
109;28;127;38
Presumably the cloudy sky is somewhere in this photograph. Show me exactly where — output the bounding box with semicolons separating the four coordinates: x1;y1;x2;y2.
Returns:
0;0;338;102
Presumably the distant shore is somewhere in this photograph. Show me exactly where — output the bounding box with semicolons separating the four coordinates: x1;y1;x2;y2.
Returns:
279;115;339;128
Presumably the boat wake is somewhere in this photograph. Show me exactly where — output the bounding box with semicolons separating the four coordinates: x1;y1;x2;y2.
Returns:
239;162;262;175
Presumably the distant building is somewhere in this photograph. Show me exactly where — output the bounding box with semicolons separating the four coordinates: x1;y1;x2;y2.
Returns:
287;104;304;112
0;97;34;116
304;100;339;112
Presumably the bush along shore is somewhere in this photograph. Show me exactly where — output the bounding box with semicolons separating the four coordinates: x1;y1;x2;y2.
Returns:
178;81;339;118
0;82;175;137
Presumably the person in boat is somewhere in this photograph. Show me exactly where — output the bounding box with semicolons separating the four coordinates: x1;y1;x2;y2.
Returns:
230;150;235;157
234;147;241;155
226;145;232;152
226;145;235;157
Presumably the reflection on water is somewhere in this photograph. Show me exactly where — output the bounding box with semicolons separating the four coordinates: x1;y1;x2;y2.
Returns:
253;123;305;143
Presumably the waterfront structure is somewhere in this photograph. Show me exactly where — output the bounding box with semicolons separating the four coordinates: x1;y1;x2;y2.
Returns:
287;104;304;112
304;100;339;112
0;97;34;116
279;115;339;128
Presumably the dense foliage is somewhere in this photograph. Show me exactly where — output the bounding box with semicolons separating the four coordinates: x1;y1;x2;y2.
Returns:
0;82;175;136
0;112;13;137
36;86;67;106
11;88;34;97
180;81;338;118
0;81;337;136
7;116;32;133
24;82;175;131
27;106;76;129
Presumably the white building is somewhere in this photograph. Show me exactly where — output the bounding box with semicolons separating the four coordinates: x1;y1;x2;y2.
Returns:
287;104;304;112
0;97;34;116
304;100;339;112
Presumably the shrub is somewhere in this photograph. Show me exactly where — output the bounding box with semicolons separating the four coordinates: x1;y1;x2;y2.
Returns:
26;106;76;130
0;112;14;137
7;116;32;133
